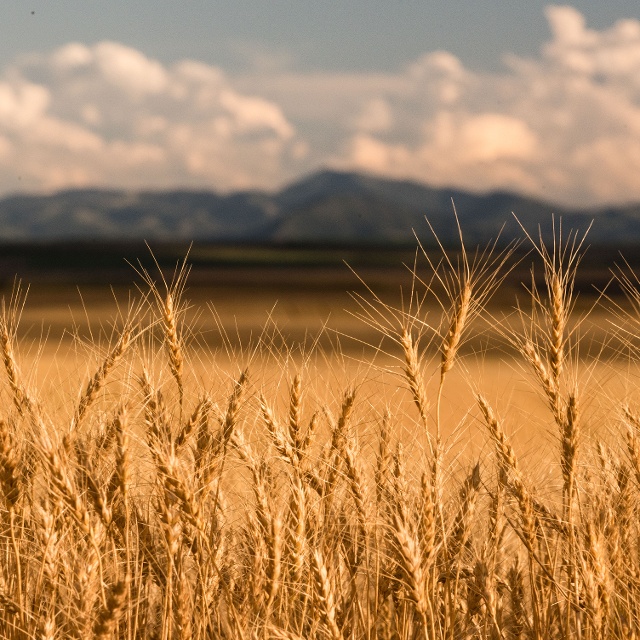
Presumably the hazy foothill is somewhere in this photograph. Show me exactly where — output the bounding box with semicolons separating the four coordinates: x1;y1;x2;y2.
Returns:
2;170;640;245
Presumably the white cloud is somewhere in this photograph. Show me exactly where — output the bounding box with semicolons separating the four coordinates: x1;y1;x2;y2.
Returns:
93;41;169;96
218;90;294;139
454;113;538;163
338;5;640;206
0;80;50;129
1;6;640;206
355;98;393;133
51;43;92;69
0;42;299;193
236;6;640;206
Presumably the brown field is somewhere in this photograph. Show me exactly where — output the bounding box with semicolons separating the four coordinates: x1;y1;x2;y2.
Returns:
1;236;640;638
10;255;635;448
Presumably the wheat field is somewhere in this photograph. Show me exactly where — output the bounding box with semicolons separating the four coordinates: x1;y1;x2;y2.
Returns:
1;225;640;639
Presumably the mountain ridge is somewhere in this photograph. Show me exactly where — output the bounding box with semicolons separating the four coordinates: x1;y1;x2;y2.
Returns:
0;169;637;245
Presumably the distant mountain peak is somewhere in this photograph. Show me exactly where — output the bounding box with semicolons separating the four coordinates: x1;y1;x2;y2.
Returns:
0;170;635;244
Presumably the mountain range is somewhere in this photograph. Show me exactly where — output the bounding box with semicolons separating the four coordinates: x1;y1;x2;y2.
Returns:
1;170;639;246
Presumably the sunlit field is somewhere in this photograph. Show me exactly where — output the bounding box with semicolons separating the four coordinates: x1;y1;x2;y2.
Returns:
2;229;640;639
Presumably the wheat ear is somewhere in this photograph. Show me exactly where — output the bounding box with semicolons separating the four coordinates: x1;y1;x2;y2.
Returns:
175;396;209;449
391;509;429;618
0;419;20;508
401;328;430;434
583;521;610;635
0;315;44;431
561;393;580;511
163;291;184;406
222;368;249;447
448;462;481;561
441;280;471;380
93;578;129;639
288;373;304;456
476;395;537;551
70;327;132;433
261;394;299;471
549;272;566;386
311;549;342;640
286;475;307;588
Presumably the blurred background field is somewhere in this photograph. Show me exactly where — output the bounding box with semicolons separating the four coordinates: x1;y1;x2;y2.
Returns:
4;239;640;638
4;241;639;471
0;240;628;341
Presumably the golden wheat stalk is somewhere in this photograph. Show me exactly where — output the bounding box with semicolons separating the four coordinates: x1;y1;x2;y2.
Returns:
288;373;304;454
0;321;30;417
418;471;436;571
0;313;46;433
375;412;392;509
400;328;430;433
175;396;209;449
476;395;537;552
447;462;481;561
311;548;342;640
93;578;129;639
391;509;430;629
114;405;130;500
549;272;567;385
561;393;580;509
222;368;249;447
163;291;184;406
324;388;356;503
40;432;93;535
74;542;101;637
441;280;471;380
583;521;610;635
522;339;563;424
486;467;507;576
76;440;113;527
286;475;307;588
175;565;193;640
261;394;299;470
343;441;368;556
70;327;132;434
0;419;20;508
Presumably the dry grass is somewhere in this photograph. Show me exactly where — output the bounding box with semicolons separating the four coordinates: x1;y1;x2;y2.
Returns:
1;223;640;639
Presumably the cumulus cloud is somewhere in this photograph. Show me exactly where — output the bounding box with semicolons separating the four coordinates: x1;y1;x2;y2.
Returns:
1;6;640;206
332;5;640;206
236;5;640;206
0;41;299;193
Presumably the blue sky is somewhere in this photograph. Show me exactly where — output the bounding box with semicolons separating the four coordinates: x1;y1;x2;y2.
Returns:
5;1;639;73
1;2;639;206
